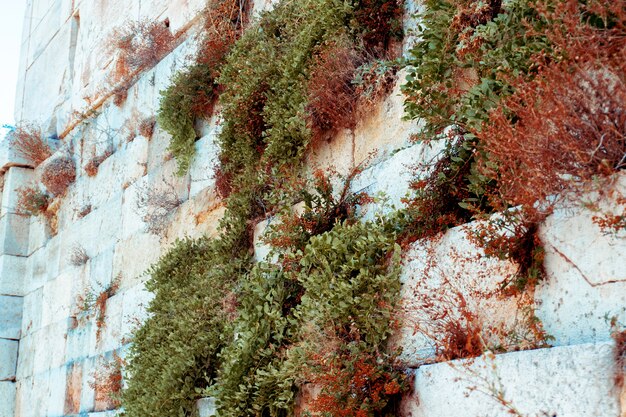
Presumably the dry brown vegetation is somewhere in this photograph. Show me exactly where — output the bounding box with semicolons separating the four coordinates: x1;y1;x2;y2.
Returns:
41;156;76;196
9;123;52;166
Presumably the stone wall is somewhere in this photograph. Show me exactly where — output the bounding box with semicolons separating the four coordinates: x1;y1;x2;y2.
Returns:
2;1;625;416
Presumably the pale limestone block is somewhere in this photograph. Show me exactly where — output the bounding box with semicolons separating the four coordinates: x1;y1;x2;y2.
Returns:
0;339;18;381
121;284;154;340
352;70;425;167
306;128;355;181
21;287;43;337
0;295;23;340
0;213;31;257
44;235;62;281
1;167;35;216
402;0;425;57
197;397;217;417
29;372;49;417
64;361;83;415
66;323;91;364
43;366;67;417
112;233;162;290
24;247;48;295
80;356;96;413
0;254;26;296
400;342;621;417
28;216;49;256
189;130;220;198
16;333;34;380
14;377;32;417
94;292;124;355
535;179;626;346
252;0;278;17
121;176;150;240
164;188;222;245
88;246;115;290
351;141;446;221
32;321;67;373
148;128;175;173
391;223;528;367
0;381;16;417
41;273;73;328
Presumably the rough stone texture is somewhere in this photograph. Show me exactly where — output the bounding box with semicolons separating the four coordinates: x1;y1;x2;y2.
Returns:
0;254;27;296
0;296;23;340
0;339;18;381
0;213;30;257
197;397;217;417
400;342;622;417
0;381;16;417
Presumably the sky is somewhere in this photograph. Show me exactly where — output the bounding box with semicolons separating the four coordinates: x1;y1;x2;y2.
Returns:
0;0;27;137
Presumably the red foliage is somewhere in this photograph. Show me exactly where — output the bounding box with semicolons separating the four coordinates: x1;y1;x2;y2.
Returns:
478;0;626;220
9;123;52;166
16;184;50;216
112;20;174;78
91;353;124;411
353;0;405;55
138;116;156;139
41;156;76;196
84;149;114;177
306;43;363;145
305;350;405;416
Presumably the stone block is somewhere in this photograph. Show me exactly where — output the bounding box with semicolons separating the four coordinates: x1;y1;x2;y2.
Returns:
24;247;48;295
0;381;16;417
535;184;626;346
0;254;26;296
41;272;73;328
400;342;622;417
44;235;62;282
43;366;68;417
16;332;34;380
189;126;221;198
64;361;83;415
0;213;30;257
112;233;162;290
1;167;35;216
164;188;222;245
0;339;18;381
28;216;50;256
21;287;43;336
0;295;23;340
32;321;68;374
351;141;445;220
197;397;217;417
352;70;425;167
121;284;154;340
390;223;535;367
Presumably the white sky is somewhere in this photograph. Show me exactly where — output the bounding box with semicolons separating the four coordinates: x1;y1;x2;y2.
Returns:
0;1;27;137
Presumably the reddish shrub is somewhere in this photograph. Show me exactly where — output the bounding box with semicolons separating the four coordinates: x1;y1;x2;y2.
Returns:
306;43;363;145
91;353;124;411
138;116;156;138
478;0;626;220
84;149;113;177
16;184;50;216
353;0;405;55
41;156;76;196
112;19;174;77
9;123;52;166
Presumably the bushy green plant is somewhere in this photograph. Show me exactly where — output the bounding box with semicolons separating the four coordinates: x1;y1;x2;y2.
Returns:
122;237;242;417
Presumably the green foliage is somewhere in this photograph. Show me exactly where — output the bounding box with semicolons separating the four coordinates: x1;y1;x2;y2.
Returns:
402;0;550;134
157;64;216;175
122;237;244;417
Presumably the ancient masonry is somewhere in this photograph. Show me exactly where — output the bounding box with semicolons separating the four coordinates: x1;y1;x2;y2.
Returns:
0;0;625;416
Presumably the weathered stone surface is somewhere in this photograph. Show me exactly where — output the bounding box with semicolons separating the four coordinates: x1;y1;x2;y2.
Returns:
0;296;23;340
400;342;621;417
189;130;220;198
535;176;626;346
0;213;30;257
0;254;26;296
0;381;16;417
0;137;31;173
391;223;531;367
197;397;217;417
0;339;18;381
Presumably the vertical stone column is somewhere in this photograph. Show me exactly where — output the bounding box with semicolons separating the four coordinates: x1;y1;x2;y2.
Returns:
0;166;33;417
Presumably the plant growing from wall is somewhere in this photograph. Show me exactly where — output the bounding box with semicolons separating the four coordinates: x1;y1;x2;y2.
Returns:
9;123;52;166
15;184;50;217
41;155;76;196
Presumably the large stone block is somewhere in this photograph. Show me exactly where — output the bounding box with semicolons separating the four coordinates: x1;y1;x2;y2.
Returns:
400;342;621;417
112;233;161;290
21;286;43;336
1;167;35;216
390;223;536;367
0;137;31;173
189;130;220;198
0;339;18;381
41;272;73;328
0;254;26;296
27;216;49;256
0;213;30;257
0;295;23;340
16;332;34;380
0;381;16;417
536;179;626;346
